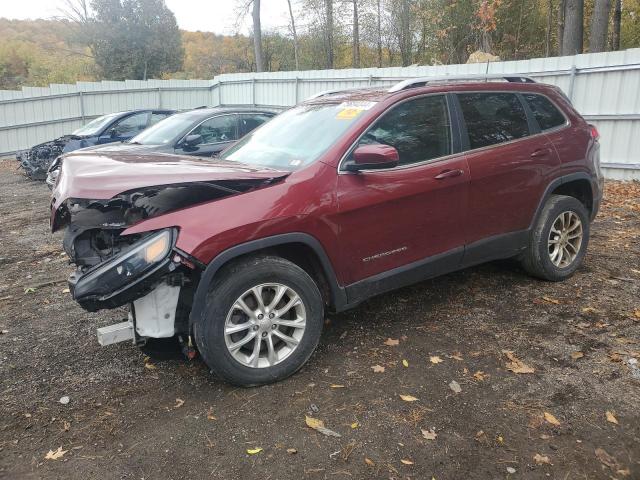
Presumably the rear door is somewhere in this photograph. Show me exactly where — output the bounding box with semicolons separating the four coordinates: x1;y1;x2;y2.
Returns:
455;91;559;253
174;114;238;157
336;94;468;285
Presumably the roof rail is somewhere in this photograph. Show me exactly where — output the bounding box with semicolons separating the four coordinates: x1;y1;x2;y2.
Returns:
306;87;364;101
387;74;535;93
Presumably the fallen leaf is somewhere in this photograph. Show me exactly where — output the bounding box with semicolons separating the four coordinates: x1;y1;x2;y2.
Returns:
144;362;157;370
448;380;462;393
542;296;560;304
421;428;437;440
533;453;552;465
616;468;631;477
402;359;409;368
246;447;263;455
570;351;584;360
605;411;618;425
400;459;414;465
503;350;535;374
429;356;443;364
450;352;463;361
384;338;400;346
582;306;600;314
45;447;67;460
174;398;185;408
634;310;640;320
594;448;619;470
207;409;216;421
24;287;36;294
351;422;359;429
287;448;297;454
543;412;561;426
61;288;70;294
371;364;385;373
364;457;375;466
473;371;488;381
399;394;418;402
305;416;341;437
330;384;345;389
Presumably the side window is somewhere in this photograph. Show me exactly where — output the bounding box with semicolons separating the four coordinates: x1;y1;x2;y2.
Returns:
190;115;237;145
457;92;529;149
522;94;566;131
350;95;451;166
149;112;172;127
111;112;150;137
239;114;272;136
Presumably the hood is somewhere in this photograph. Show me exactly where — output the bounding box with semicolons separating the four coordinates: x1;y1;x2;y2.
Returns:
53;151;287;208
79;142;165;154
50;151;289;233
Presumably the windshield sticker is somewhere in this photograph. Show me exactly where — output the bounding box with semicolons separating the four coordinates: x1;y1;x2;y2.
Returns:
335;101;376;120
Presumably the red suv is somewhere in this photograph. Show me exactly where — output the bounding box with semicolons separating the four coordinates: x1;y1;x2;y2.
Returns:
51;75;603;386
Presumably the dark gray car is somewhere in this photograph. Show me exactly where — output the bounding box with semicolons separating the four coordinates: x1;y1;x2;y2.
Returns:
46;107;278;188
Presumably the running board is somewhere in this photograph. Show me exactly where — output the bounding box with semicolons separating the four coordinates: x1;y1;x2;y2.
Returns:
97;321;134;346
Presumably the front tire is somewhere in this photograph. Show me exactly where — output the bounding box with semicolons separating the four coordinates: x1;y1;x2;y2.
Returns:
194;256;324;386
521;194;590;281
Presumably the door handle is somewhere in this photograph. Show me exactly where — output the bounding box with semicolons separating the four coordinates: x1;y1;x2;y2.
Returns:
530;148;551;158
434;169;464;180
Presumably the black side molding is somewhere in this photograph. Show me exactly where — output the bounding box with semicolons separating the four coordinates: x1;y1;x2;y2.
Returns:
188;233;348;329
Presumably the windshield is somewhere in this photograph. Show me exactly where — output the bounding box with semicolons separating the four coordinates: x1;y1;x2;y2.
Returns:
129;112;197;145
72;113;122;137
219;102;373;170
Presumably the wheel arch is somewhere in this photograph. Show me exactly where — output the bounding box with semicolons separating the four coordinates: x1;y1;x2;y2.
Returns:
530;173;595;230
188;233;347;330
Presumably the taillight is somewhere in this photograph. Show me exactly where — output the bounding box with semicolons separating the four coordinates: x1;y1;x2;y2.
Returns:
589;124;600;141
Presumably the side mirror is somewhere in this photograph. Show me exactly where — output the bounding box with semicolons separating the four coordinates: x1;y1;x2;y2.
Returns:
183;134;202;148
345;144;399;172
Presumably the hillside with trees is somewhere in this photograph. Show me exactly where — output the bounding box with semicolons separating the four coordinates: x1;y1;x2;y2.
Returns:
1;0;640;90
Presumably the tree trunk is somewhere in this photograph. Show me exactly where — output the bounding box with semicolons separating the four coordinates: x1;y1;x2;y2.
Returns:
398;0;412;66
558;0;566;55
287;0;299;70
561;0;583;55
612;0;621;50
376;0;382;67
325;0;334;69
545;0;553;57
589;0;611;52
252;0;264;72
352;0;360;67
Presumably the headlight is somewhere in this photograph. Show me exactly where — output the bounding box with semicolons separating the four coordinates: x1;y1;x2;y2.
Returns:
73;229;173;300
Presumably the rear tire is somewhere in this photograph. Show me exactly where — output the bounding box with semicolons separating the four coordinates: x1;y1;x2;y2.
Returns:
194;255;324;386
521;194;590;281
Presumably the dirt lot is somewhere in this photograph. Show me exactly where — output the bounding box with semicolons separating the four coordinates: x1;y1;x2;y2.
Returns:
0;158;638;480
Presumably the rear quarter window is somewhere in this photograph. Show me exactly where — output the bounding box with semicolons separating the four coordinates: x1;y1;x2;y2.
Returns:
457;92;529;150
522;93;566;131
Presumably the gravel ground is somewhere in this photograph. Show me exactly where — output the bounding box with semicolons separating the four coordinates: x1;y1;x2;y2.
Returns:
0;158;639;480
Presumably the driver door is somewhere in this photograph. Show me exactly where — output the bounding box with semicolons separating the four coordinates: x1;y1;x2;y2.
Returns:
175;114;238;157
335;94;469;287
98;112;150;144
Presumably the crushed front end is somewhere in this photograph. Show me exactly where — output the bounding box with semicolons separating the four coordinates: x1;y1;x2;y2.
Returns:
17;135;78;180
49;151;287;350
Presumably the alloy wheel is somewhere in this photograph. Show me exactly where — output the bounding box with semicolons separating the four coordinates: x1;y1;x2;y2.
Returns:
224;283;306;368
548;211;583;268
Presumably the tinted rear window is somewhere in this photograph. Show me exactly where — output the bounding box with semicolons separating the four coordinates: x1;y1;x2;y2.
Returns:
522;93;566;131
457;92;529;149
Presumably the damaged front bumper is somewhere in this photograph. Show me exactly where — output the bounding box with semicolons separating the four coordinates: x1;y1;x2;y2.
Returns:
68;229;179;312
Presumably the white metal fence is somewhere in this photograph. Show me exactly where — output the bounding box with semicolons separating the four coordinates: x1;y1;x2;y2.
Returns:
2;48;640;179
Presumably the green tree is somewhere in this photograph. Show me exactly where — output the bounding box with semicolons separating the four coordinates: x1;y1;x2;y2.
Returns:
89;0;183;80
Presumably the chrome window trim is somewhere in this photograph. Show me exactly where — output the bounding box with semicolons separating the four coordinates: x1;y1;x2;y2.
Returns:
337;89;571;175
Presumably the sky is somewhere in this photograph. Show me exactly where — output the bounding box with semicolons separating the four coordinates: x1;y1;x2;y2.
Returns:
0;0;293;35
